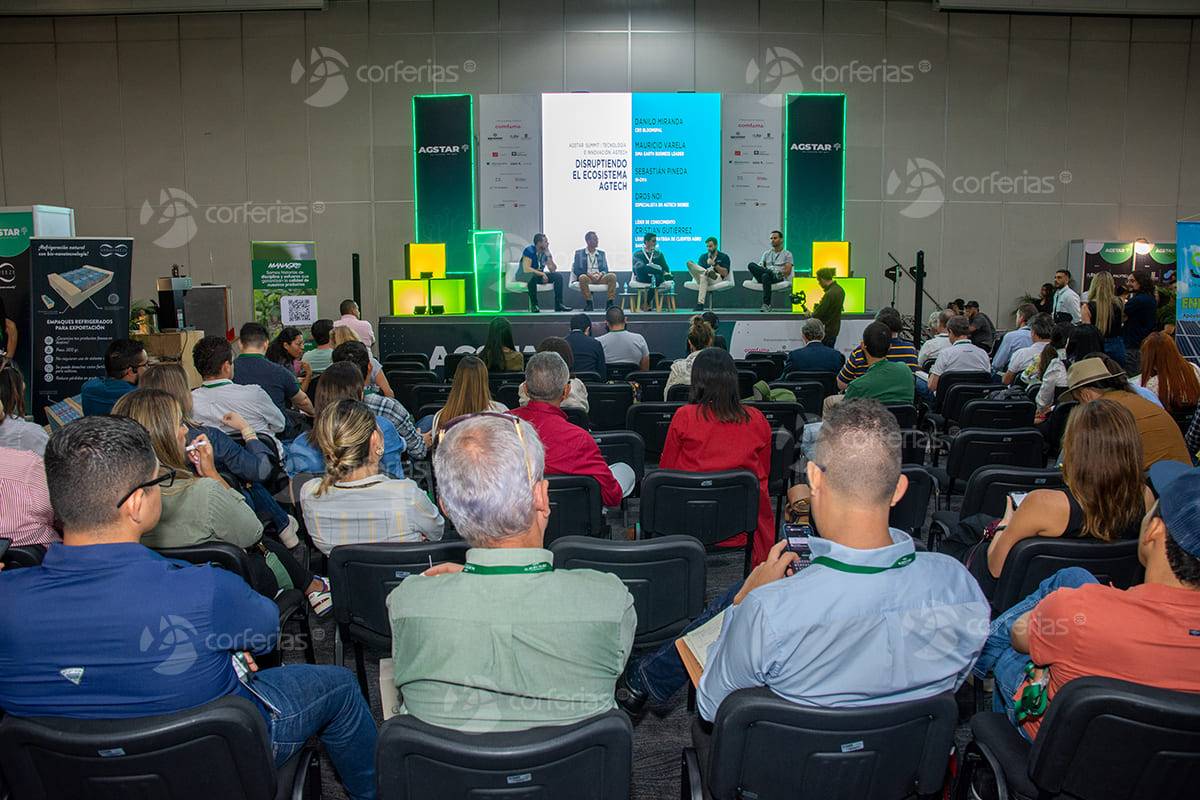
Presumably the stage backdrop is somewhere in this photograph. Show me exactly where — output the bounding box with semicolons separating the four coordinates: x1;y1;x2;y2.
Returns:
413;94;476;273
784;93;846;275
721;95;783;272
479;94;542;265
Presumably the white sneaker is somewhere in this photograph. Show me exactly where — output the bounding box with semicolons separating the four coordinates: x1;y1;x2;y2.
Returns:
279;515;300;549
760;303;771;313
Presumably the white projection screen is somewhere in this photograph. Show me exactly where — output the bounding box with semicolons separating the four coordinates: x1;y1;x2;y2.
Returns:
541;93;634;272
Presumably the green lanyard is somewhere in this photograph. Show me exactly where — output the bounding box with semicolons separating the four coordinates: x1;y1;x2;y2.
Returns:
461;562;553;576
201;380;233;389
811;553;916;575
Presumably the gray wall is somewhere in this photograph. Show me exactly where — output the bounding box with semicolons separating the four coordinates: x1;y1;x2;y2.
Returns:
0;0;1197;327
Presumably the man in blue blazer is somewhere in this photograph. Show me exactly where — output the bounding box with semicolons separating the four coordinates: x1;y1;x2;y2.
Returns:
787;318;845;374
572;231;617;311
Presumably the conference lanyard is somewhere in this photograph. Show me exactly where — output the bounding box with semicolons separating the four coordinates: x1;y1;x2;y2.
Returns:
200;381;233;389
811;553;916;575
461;561;553;575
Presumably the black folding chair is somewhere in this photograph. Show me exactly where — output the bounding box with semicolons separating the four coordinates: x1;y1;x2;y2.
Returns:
928;467;1064;549
545;474;606;544
565;405;591;430
549;535;706;650
0;696;321;800
990;537;1143;616
487;371;525;396
769;381;824;418
593;430;646;495
626;403;683;464
571;370;603;383
747;401;809;436
586;382;635;431
640;469;760;576
495;382;521;410
781;370;837;399
955;677;1200;800
767;428;797;525
383;352;429;369
890;465;936;539
628;370;671;402
648;351;667;369
959;398;1036;430
442;352;469;382
885;404;920;429
376;710;632;800
926;372;994;426
410;383;453;411
736;369;757;399
927;428;1045;507
607;362;639;382
327;540;469;697
385;369;438;413
686;688;957;800
735;358;777;384
667;383;692;402
0;539;46;569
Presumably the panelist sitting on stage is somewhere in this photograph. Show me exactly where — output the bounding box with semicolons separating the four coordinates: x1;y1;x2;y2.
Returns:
747;230;793;312
632;232;671;301
685;237;731;312
572;231;617;312
597;307;650;371
521;233;571;313
811;267;845;346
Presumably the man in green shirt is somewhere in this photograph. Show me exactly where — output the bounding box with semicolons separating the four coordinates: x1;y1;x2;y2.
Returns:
387;414;636;733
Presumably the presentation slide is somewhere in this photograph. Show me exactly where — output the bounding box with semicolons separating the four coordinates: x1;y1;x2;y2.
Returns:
541;93;721;274
541;93;633;270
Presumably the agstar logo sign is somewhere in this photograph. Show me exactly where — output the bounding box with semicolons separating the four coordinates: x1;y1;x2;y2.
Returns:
291;46;351;108
418;144;469;155
0;227;23;238
790;142;841;152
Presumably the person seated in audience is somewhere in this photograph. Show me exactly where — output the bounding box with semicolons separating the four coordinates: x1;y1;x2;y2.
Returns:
112;389;330;613
665;317;716;397
233;322;316;424
427;355;508;445
928;315;992;393
836;307;918;392
701;310;728;351
786;317;844;374
191;335;285;436
0;416;376;799
1001;312;1054;386
266;325;307;377
1035;323;1102;416
330;325;394;397
820;322;916;418
300;399;442;556
289;362;405;479
1059;357;1189;468
660;348;774;566
992;303;1038;374
517;337;589;413
597;306;651;370
0;447;58;546
972;460;1200;742
957;399;1154;599
510;352;631;506
387;414;635;731
301;318;336;375
918;310;953;371
332;340;426;460
0;361;48;455
619;400;989;722
964;300;996;352
1136;331;1200;415
566;313;606;376
81;338;147;416
333;298;375;348
480;316;524;373
141;363;300;547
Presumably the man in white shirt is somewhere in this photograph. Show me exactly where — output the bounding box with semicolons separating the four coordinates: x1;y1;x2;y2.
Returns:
191;336;285;435
746;230;794;312
1002;312;1054;386
1052;269;1081;323
929;315;992;393
918;310;953;370
597;306;650;371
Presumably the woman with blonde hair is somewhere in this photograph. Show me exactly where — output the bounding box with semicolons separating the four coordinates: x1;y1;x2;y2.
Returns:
329;325;394;397
300;399;443;555
968;398;1153;599
431;354;508;439
1138;331;1200;414
112;388;331;613
664;316;716;396
1081;271;1125;363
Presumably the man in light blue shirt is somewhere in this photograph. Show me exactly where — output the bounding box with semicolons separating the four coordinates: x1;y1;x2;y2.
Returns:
991;302;1037;373
618;399;989;720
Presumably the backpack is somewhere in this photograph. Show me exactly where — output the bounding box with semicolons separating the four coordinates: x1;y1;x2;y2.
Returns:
747;380;796;403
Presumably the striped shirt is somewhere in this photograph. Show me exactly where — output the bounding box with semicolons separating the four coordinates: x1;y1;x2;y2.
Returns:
0;448;58;546
838;337;920;385
300;474;444;555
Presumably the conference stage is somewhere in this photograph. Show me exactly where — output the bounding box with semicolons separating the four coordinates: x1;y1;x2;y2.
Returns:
379;311;875;370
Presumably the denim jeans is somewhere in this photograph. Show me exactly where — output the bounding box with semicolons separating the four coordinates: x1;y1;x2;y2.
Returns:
626;583;741;706
971;567;1098;732
915;375;934;406
252;664;378;800
242;481;289;533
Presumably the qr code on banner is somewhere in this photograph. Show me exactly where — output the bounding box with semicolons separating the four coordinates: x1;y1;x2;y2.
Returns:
281;295;318;326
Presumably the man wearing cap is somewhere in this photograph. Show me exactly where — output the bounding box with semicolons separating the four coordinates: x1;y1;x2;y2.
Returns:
1059;356;1190;468
972;459;1200;740
565;314;606;377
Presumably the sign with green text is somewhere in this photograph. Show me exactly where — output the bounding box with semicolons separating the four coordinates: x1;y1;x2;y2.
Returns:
251;241;318;334
413;94;476;273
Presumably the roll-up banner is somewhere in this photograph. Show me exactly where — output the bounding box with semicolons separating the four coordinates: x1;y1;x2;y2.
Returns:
479;94;542;265
784;93;845;275
721;95;783;267
413;94;476;274
1178;222;1200;325
251;241;318;334
0;212;33;384
29;237;132;422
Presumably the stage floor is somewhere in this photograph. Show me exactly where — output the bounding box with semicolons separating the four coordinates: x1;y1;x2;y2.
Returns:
379;311;874;367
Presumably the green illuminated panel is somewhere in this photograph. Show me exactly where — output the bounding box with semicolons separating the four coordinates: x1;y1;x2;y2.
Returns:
391;279;467;315
472;229;504;313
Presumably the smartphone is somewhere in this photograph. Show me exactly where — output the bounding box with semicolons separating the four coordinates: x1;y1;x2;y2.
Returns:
783;525;814;576
1009;491;1029;508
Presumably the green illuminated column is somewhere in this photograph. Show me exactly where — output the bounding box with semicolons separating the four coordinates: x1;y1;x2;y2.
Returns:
784;93;846;276
412;94;477;275
472;229;504;313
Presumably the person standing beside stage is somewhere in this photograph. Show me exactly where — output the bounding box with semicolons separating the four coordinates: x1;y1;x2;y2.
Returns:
632;232;671;306
747;230;793;312
1052;268;1081;323
685;237;731;312
811;267;845;346
521;233;571;313
571;231;617;312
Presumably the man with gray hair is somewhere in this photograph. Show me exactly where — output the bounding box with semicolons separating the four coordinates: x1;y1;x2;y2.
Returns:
918;309;954;370
785;316;845;374
511;351;633;506
618;400;988;734
386;414;636;732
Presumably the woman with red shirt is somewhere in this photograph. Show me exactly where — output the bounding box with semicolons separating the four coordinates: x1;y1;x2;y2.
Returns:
660;347;775;567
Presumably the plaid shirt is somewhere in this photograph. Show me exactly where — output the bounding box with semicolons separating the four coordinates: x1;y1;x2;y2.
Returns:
364;393;427;459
